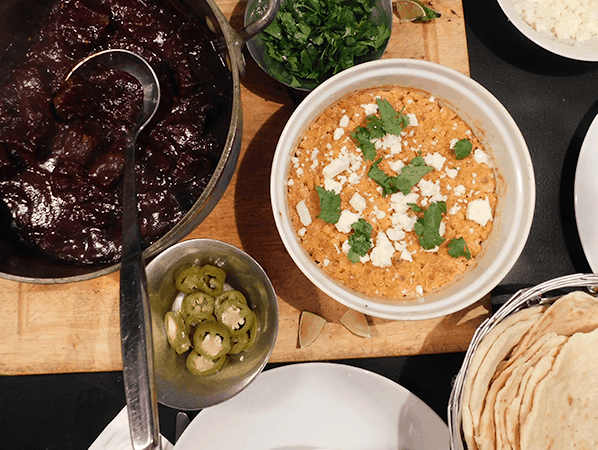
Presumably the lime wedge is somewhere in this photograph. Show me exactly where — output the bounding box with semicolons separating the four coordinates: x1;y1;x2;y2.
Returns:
393;0;441;23
299;311;326;348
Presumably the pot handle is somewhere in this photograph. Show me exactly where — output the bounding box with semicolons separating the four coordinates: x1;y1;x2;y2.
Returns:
237;0;281;43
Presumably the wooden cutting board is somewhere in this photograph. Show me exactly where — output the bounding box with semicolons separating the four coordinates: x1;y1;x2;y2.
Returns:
0;0;489;376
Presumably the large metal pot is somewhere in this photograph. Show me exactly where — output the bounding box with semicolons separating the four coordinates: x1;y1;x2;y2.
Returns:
0;0;279;284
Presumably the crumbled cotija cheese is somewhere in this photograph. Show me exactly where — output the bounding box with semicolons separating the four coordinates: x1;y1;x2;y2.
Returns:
287;87;498;299
512;0;598;41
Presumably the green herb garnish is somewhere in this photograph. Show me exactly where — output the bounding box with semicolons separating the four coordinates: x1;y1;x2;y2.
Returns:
347;218;373;263
414;201;446;250
351;98;410;161
411;0;442;22
408;203;423;212
367;155;433;196
447;237;472;259
315;186;341;224
454;139;472;160
260;0;392;89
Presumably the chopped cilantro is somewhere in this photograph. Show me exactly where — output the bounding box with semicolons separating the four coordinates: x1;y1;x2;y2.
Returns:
376;98;410;135
454;139;472;160
259;0;392;89
408;203;422;212
414;201;446;250
347;218;373;263
351;127;378;161
351;98;409;161
392;155;434;194
367;155;433;197
315;186;341;224
367;158;397;196
447;237;472;259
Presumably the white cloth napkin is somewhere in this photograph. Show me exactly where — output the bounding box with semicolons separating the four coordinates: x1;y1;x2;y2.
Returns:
88;406;173;450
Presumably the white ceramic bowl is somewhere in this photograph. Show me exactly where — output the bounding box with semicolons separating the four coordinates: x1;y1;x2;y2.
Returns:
270;58;535;320
496;0;598;61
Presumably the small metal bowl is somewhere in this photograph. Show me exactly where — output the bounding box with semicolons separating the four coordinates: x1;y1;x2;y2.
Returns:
146;238;279;410
243;0;393;92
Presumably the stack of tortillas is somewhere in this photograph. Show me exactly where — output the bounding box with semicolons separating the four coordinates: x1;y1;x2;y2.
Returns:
460;290;598;450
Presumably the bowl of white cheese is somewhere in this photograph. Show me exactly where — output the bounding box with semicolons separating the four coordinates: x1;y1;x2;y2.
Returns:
270;58;535;320
496;0;598;61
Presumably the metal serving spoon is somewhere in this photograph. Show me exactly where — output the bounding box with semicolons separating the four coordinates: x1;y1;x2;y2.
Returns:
67;49;161;450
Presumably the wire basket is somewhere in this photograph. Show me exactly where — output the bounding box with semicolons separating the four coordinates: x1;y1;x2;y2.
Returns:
447;273;598;450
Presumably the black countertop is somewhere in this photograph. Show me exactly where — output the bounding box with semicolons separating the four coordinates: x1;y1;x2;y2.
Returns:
2;0;598;448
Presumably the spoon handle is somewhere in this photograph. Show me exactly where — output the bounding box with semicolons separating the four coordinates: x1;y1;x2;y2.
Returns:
120;137;161;450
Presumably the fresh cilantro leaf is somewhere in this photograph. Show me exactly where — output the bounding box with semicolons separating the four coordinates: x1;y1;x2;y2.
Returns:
351;97;409;161
347;218;373;263
408;203;422;212
454;139;472;160
447;237;472;259
376;98;410;135
368;155;434;197
367;158;397;197
351;127;377;161
315;186;341;224
392;155;434;194
414;201;447;250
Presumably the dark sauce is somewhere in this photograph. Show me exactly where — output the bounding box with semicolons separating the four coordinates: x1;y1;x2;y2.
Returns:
0;0;232;265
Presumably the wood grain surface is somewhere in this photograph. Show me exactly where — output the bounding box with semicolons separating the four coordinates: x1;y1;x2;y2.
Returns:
0;0;491;376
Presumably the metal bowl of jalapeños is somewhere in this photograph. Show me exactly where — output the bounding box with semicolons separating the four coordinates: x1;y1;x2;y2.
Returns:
0;0;280;283
146;238;279;410
244;0;393;92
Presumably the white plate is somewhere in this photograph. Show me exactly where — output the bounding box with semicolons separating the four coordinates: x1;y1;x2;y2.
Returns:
174;362;449;450
88;406;173;450
496;0;598;61
574;114;598;272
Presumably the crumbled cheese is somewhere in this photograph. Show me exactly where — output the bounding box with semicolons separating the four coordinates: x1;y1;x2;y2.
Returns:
466;197;493;226
513;0;598;41
389;159;405;173
362;103;378;115
349;193;367;212
415;285;424;296
339;114;350;128
445;167;459;179
333;127;345;140
323;259;330;267
287;179;294;186
296;200;312;226
418;179;447;203
322;155;350;179
335;210;361;233
324;178;343;195
370;231;395;267
449;138;459;149
473;148;495;168
374;133;403;154
386;227;406;241
298;227;307;237
454;185;466;196
406;113;419;126
423;152;446;171
449;204;461;215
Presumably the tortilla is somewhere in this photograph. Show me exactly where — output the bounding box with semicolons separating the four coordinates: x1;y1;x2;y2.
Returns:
461;307;545;450
519;327;598;450
461;291;598;450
